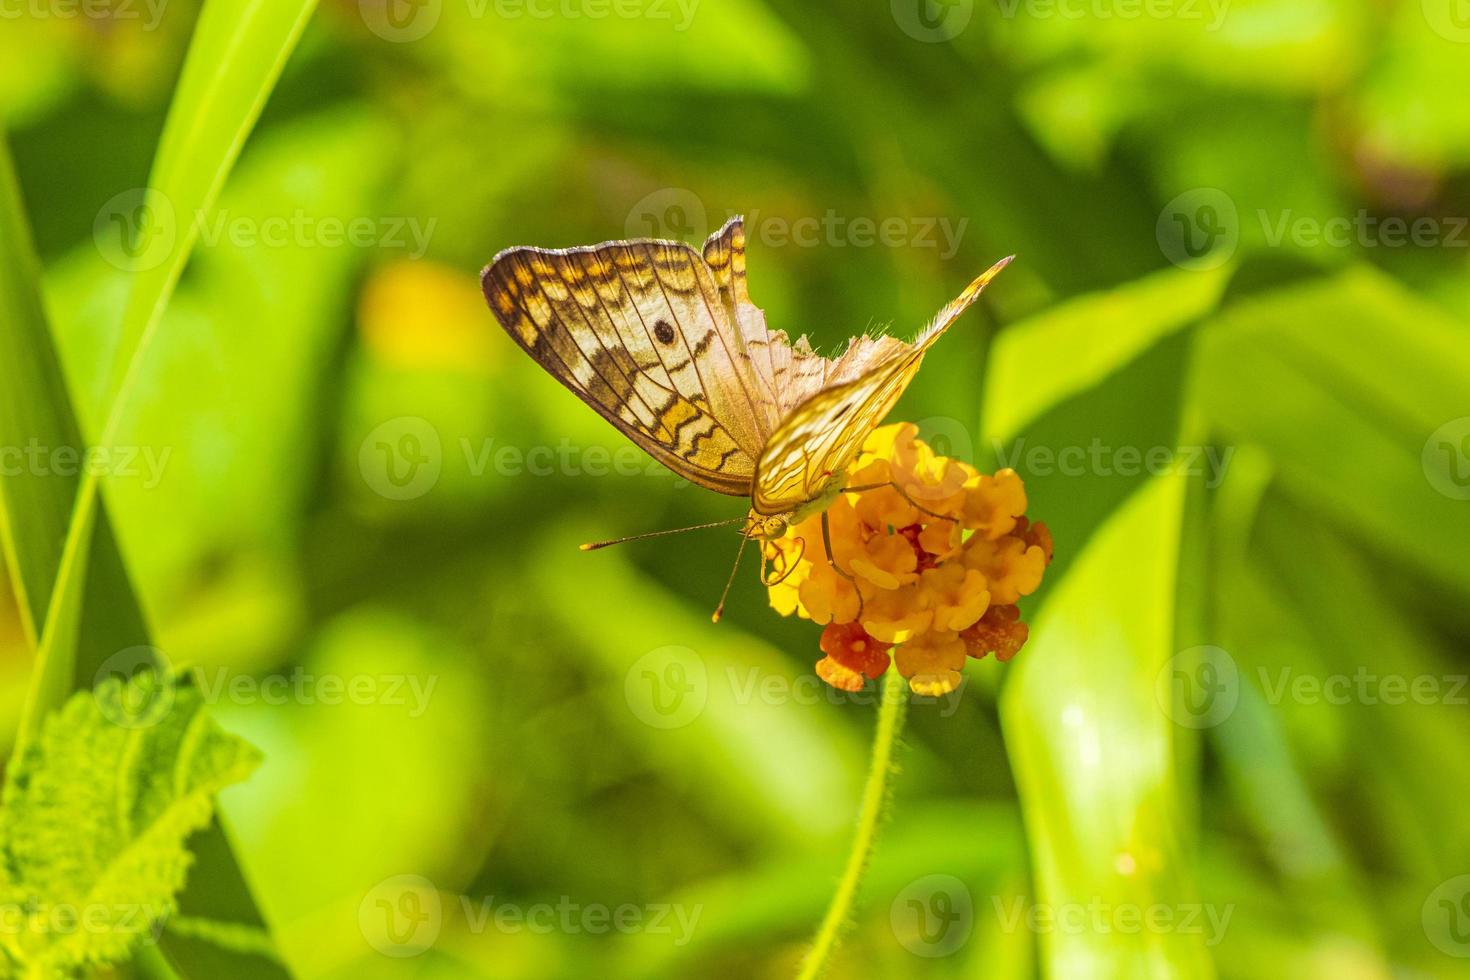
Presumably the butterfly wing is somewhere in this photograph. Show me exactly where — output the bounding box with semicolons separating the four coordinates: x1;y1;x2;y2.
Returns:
751;256;1012;515
482;237;774;495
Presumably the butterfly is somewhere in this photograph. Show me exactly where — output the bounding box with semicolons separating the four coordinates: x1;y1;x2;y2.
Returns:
481;215;1011;619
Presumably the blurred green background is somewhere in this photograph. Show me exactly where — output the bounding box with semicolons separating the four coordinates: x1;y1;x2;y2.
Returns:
3;0;1470;976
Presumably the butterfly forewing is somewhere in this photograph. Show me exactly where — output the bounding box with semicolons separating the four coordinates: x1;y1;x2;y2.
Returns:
485;219;1011;520
750;256;1012;515
751;354;922;513
483;237;774;495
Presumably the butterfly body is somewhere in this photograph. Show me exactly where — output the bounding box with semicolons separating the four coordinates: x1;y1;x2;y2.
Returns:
482;216;1009;543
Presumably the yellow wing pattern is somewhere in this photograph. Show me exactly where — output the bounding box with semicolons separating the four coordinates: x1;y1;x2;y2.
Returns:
751;256;1012;515
483;217;1010;515
482;237;772;495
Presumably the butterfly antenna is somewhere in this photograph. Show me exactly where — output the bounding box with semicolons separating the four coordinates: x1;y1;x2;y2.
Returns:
711;530;753;624
579;516;745;552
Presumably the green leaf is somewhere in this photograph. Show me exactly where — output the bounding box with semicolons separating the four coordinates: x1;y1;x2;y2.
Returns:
1194;264;1470;599
98;0;321;422
987;274;1219;977
0;0;320;963
0;140;79;651
0;675;260;975
1002;474;1215;977
20;0;322;748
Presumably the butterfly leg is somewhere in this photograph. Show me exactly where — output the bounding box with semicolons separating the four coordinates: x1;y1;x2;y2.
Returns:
821;509;866;620
842;481;960;523
761;536;805;587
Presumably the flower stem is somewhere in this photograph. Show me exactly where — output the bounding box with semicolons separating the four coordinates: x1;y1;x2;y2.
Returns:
796;667;909;980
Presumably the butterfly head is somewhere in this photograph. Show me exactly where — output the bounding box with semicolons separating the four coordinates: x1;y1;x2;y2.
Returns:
743;510;791;540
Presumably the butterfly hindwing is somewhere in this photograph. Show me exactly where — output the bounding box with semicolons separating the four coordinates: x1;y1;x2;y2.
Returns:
751;256;1012;514
485;218;1010;517
482;237;773;495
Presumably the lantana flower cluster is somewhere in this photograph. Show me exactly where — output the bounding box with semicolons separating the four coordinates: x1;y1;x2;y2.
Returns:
763;423;1052;696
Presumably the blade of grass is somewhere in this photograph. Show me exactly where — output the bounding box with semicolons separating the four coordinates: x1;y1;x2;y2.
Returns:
983;274;1224;977
19;0;321;752
3;0;318;971
0;135;290;980
0;141;82;650
0;140;151;750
